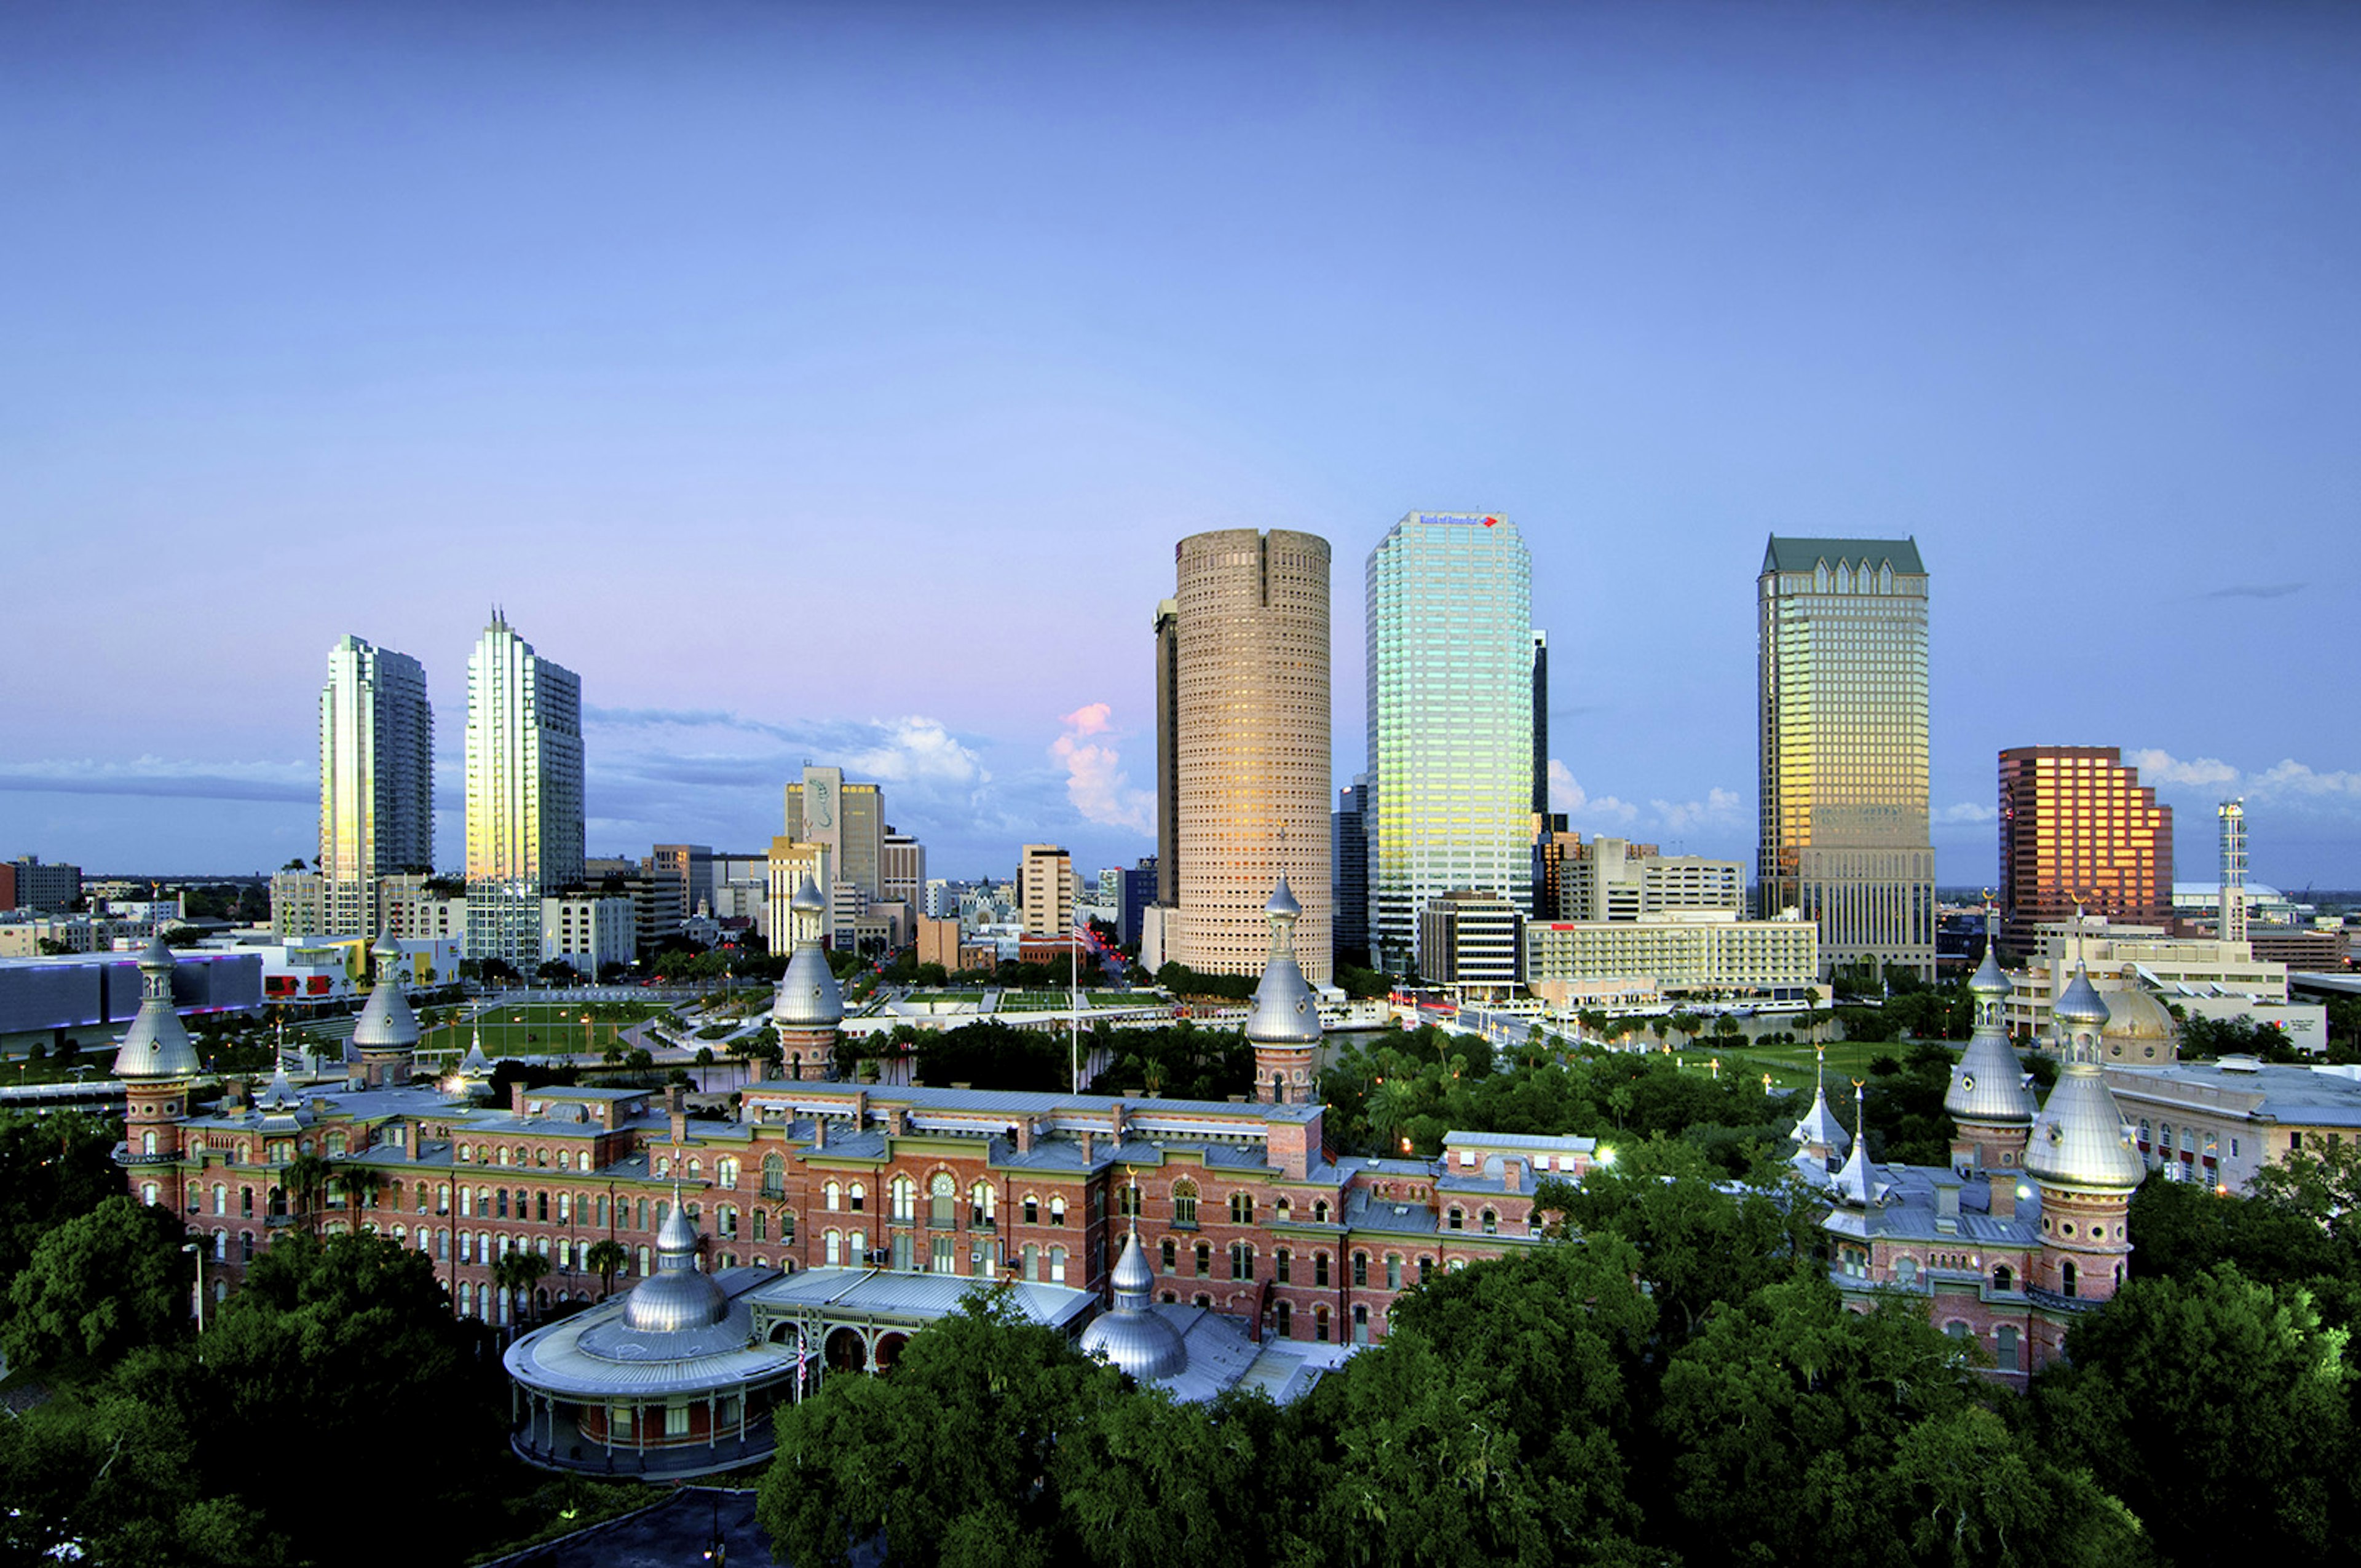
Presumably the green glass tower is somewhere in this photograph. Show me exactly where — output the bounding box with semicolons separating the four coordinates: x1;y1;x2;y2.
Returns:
1366;511;1533;975
1757;537;1935;981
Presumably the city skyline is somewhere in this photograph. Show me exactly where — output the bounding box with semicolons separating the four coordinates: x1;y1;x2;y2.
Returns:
4;5;2359;883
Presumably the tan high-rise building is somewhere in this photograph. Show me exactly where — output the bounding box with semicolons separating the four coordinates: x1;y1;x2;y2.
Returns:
1163;529;1332;983
1757;537;1935;981
1998;747;2174;953
1018;843;1076;939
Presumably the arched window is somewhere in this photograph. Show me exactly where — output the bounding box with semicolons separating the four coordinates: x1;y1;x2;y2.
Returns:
212;1229;227;1260
241;1188;253;1218
762;1153;786;1197
496;1191;509;1219
753;1208;769;1242
212;1183;226;1216
1160;1237;1176;1272
825;1229;843;1266
141;1131;157;1157
243;1231;257;1261
890;1176;916;1223
1993;1264;2014;1293
1352;1304;1369;1345
1314;1251;1331;1288
1995;1324;2020;1373
1275;1299;1292;1338
718;1157;739;1188
1022;1243;1041;1281
1171;1180;1198;1227
926;1174;955;1228
536;1191;549;1222
1194;1240;1212;1277
1480;1209;1498;1236
497;1146;511;1167
1385;1255;1402;1290
326;1133;347;1157
971;1183;995;1224
1049;1196;1066;1227
1230;1242;1254;1280
1275;1248;1292;1283
1314;1306;1331;1344
848;1183;866;1213
1230;1193;1254;1224
1313;1199;1330;1224
1896;1256;1918;1285
1117;1184;1141;1218
825;1182;842;1211
1447;1206;1464;1232
2061;1260;2078;1298
719;1205;739;1239
1275;1197;1291;1221
1049;1245;1067;1283
1352;1252;1368;1287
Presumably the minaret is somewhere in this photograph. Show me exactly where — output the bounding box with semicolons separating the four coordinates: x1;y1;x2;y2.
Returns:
1945;903;2038;1207
772;875;845;1081
1788;1044;1851;1171
349;928;421;1086
1243;878;1320;1105
2024;964;2143;1365
111;934;202;1203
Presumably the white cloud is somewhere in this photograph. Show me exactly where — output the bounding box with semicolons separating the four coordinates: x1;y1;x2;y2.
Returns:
1549;761;1639;827
1937;802;1997;825
2127;749;2239;789
2249;758;2361;799
847;716;991;787
1650;787;1744;832
1049;704;1153;833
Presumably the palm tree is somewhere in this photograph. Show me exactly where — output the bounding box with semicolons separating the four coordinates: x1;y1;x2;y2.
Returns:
283;1152;332;1238
330;1164;384;1235
586;1239;628;1299
493;1249;551;1327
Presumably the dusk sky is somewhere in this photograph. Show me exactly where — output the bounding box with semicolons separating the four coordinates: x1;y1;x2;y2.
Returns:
4;2;2357;889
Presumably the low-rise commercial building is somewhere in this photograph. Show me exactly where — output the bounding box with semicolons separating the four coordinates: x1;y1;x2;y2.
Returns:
1418;891;1522;995
2102;1057;2361;1194
2003;915;2289;1038
540;894;638;977
1525;912;1820;1004
1557;837;1744;924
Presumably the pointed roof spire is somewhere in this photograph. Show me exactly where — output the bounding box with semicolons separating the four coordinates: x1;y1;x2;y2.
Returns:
1829;1081;1887;1206
1788;1044;1851;1153
111;934;200;1081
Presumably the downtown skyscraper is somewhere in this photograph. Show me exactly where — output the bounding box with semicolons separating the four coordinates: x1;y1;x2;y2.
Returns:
464;612;584;966
1366;511;1533;976
1757;537;1936;980
1149;528;1332;984
318;635;433;936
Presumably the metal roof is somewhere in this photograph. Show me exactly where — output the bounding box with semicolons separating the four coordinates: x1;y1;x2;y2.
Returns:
1761;535;1926;576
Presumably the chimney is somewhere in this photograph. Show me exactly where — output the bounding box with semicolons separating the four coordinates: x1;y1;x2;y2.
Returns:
1079;1129;1094;1164
852;1089;869;1128
222;1077;249;1114
746;1054;768;1084
887;1106;907;1137
666;1085;688;1144
1936;1183;1960;1234
1109;1103;1126;1144
1503;1158;1524;1192
813;1116;828;1151
1016;1117;1034;1154
1988;1169;2017;1220
511;1083;529;1116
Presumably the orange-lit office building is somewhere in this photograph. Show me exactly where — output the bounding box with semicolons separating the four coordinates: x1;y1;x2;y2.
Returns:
1998;747;2173;954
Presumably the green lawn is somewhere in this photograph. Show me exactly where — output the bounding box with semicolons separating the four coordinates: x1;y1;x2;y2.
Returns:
1708;1038;1928;1092
999;991;1088;1012
423;1003;669;1058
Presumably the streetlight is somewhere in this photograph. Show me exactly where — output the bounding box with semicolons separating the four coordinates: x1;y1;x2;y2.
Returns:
181;1241;206;1334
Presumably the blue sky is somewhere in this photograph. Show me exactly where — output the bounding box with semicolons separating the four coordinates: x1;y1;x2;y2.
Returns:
2;2;2357;888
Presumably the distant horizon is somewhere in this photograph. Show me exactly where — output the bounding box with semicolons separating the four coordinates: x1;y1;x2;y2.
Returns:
4;4;2357;886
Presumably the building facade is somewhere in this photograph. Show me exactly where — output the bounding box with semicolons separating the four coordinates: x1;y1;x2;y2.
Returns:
1332;779;1369;963
1017;845;1076;939
1525;913;1821;1004
319;635;434;937
1559;837;1746;923
540;894;638;977
1757;537;1936;980
1367;513;1532;977
5;857;82;914
1418;891;1523;995
464;614;585;965
880;830;925;921
646;846;714;923
1998;747;2173;953
1163;529;1333;983
784;768;884;935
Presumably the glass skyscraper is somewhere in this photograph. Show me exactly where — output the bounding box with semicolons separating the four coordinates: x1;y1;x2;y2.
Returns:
1757;537;1935;980
318;635;433;936
1366;511;1532;975
464;612;585;965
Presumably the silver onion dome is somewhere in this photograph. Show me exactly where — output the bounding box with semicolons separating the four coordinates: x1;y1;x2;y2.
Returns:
773;875;844;1030
623;1191;729;1334
1244;879;1320;1047
2054;964;2111;1030
1078;1228;1188;1382
111;934;200;1080
1946;1025;2038;1125
1969;936;2011;999
2025;1062;2145;1190
350;930;421;1056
